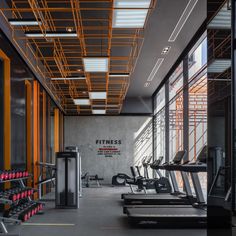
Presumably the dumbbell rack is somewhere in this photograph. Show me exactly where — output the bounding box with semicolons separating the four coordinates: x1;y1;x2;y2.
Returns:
0;175;39;234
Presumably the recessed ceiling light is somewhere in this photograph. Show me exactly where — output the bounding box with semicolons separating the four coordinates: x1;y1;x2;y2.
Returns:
73;99;90;105
89;92;107;99
8;19;42;26
144;82;150;87
25;31;78;37
113;0;151;28
83;58;109;72
92;109;106;114
113;9;149;28
114;0;151;8
161;46;171;55
51;77;86;80
109;73;130;77
147;58;164;81
66;27;74;32
168;0;198;42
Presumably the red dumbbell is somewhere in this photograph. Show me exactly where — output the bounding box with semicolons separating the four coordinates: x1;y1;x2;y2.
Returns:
4;171;9;180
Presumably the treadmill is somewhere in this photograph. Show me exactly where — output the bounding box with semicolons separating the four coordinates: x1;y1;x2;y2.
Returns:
123;150;197;207
125;147;207;228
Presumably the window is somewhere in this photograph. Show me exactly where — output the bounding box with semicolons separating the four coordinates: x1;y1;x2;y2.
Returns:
188;37;207;79
168;63;184;160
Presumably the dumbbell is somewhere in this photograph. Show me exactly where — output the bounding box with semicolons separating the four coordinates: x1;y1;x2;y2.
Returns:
0;191;17;201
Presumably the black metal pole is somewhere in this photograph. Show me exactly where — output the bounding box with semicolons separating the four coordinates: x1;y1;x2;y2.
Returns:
183;56;189;162
165;82;169;177
231;0;236;215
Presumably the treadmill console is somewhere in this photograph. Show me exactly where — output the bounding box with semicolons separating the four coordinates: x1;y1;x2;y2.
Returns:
172;150;186;164
196;145;207;163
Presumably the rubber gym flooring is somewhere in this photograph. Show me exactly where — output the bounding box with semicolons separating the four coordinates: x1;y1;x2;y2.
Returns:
10;186;207;236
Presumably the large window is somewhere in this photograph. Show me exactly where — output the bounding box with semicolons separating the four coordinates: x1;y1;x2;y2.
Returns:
188;37;207;79
154;108;165;159
154;87;165;160
168;63;184;160
153;35;207;192
188;37;207;160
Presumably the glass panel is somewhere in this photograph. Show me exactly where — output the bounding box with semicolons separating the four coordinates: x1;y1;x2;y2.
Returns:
169;92;184;159
11;70;26;169
153;107;165;160
168;63;184;187
188;71;207;196
188;73;207;160
169;62;183;101
0;60;3;169
188;37;207;79
154;86;165;114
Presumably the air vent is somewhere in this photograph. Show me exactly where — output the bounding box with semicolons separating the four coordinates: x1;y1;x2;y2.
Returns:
147;58;164;82
168;0;198;42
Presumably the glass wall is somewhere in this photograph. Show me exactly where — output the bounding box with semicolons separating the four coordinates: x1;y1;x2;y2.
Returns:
0;30;64;198
153;35;207;190
153;87;165;160
0;60;3;170
168;63;184;160
188;37;207;160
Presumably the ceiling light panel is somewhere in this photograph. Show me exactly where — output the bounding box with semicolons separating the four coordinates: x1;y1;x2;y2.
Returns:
51;77;86;80
109;73;130;77
9;19;42;26
25;31;78;37
114;0;151;8
92;110;106;114
147;58;164;81
168;0;198;42
89;92;107;99
83;58;109;72
113;0;151;28
73;99;90;105
113;10;148;28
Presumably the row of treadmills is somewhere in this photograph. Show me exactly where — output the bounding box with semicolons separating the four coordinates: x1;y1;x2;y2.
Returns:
121;146;207;228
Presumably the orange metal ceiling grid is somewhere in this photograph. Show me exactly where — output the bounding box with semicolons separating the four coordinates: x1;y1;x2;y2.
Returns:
0;0;156;115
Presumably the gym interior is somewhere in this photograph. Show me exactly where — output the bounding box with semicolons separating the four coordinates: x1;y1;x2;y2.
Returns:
0;0;235;235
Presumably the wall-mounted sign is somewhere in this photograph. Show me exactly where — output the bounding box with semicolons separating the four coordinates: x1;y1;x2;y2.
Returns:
96;139;121;158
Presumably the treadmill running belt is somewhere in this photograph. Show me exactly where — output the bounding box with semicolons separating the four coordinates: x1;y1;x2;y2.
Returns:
126;207;206;228
124;194;182;199
124;194;191;205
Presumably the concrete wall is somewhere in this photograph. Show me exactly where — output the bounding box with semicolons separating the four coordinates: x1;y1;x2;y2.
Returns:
64;116;152;184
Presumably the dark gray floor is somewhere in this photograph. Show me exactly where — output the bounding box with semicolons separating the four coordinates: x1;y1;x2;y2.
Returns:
10;186;206;236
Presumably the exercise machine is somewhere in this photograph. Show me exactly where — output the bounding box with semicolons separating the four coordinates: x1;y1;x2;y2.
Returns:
122;150;196;206
82;173;104;187
56;147;81;208
125;146;207;228
112;173;133;186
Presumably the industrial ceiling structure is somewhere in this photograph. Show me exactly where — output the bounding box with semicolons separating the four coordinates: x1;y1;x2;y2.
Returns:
0;0;207;115
0;0;156;115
